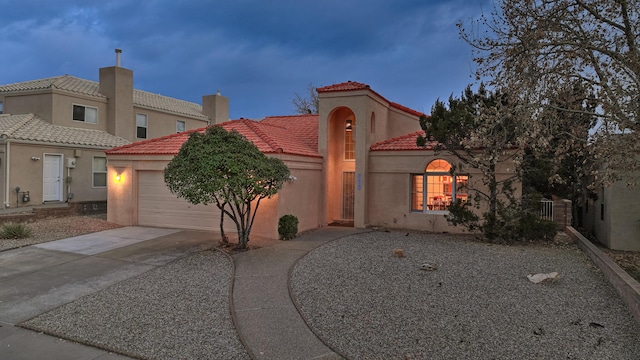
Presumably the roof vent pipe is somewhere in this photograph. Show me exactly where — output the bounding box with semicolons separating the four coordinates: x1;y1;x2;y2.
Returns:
115;48;122;67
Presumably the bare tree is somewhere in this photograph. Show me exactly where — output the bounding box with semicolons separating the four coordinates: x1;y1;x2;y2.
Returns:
291;83;319;114
459;0;640;187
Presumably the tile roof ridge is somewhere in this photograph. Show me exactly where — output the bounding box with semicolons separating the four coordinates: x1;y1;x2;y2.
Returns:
318;81;424;118
107;126;204;154
242;120;283;153
134;87;194;102
370;130;429;151
1;113;37;137
389;102;426;117
263;114;318;119
316;80;370;93
377;130;425;145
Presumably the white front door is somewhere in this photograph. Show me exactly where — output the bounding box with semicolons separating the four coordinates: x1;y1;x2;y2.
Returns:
43;154;63;201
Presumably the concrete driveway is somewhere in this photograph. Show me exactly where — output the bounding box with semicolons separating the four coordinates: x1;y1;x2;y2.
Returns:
0;226;217;360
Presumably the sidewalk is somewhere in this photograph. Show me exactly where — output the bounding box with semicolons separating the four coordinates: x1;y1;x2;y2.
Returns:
232;227;369;360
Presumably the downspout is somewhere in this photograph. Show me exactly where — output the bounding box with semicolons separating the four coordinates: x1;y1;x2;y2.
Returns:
67;166;71;202
3;137;10;208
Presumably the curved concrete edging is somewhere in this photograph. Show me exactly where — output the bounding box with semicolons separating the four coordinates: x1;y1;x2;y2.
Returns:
221;247;258;360
287;229;373;360
566;226;640;324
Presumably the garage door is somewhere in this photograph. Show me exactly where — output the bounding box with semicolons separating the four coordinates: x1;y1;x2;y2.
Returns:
137;171;235;232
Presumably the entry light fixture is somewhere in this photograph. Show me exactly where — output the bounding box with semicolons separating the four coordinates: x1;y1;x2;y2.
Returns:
113;166;126;183
345;119;353;132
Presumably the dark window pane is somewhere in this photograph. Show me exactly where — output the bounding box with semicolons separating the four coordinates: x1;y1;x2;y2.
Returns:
93;173;107;187
137;126;147;139
73;105;85;121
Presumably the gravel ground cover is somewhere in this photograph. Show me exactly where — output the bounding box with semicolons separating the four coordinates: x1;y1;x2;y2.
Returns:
0;214;122;252
21;249;250;360
291;231;640;360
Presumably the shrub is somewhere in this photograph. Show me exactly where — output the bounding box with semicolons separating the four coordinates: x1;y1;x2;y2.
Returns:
278;214;298;240
0;222;32;239
519;213;557;241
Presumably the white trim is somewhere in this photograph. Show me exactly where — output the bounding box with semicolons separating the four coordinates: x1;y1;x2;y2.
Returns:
176;120;186;133
136;113;148;139
92;156;108;188
43;153;64;202
72;103;98;124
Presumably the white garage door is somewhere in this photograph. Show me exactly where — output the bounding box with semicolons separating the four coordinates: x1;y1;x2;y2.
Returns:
137;171;234;232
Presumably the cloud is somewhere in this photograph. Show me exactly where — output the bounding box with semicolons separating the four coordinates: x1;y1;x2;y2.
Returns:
0;0;490;118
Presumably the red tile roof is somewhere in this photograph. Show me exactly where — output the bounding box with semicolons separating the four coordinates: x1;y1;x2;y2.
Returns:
317;81;425;118
370;130;439;151
106;117;321;158
260;114;318;152
317;81;371;92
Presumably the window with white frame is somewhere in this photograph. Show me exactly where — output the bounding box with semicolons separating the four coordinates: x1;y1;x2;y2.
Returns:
344;119;355;160
411;159;468;212
176;120;186;133
136;113;148;139
72;104;98;123
92;157;107;187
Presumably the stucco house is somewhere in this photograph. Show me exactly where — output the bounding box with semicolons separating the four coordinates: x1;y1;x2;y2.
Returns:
0;51;227;209
106;81;517;239
580;178;640;251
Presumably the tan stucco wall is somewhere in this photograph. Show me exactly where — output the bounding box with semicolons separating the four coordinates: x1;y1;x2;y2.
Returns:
318;89;422;228
133;106;208;141
608;182;640;251
0;141;109;207
585;181;640;251
3;77;208;144
51;92;109;131
107;154;323;240
3;92;56;123
368;150;520;234
273;155;324;234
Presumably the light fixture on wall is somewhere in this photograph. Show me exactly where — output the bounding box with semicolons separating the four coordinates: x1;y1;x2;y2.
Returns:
345;119;353;132
113;167;126;183
31;156;41;161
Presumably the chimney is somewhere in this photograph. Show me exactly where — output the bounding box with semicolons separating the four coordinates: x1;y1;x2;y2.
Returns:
115;48;122;67
100;49;134;140
202;90;229;125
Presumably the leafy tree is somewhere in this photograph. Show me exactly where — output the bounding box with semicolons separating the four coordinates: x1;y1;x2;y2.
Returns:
164;126;291;249
458;0;640;187
522;80;597;225
417;85;524;241
291;83;319;114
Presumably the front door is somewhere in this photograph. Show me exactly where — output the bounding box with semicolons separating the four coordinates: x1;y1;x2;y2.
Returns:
342;171;355;220
43;154;62;201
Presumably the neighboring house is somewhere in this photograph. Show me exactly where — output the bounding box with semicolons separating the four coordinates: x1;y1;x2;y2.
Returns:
0;54;227;208
580;179;640;251
106;81;517;239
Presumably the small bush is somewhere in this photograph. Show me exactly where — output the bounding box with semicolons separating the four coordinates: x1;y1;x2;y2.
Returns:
0;222;32;239
519;214;557;241
278;214;298;240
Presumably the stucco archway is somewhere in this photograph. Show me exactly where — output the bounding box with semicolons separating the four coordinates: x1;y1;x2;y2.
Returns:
326;106;356;225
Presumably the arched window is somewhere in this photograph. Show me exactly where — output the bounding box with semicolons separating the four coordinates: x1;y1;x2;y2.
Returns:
370;112;375;134
344;118;355;160
411;159;468;212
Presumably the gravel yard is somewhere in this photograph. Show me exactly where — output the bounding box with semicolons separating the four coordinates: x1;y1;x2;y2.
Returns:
0;214;122;252
4;215;640;359
21;249;250;360
291;231;640;360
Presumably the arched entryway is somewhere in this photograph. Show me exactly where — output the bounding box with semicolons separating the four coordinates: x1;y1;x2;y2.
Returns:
326;107;356;225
